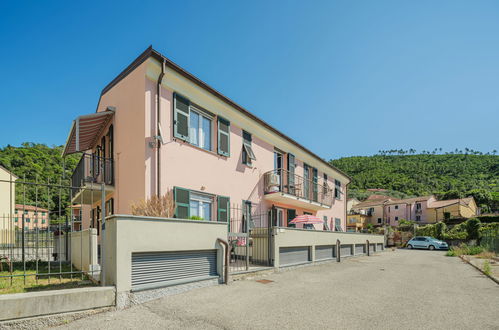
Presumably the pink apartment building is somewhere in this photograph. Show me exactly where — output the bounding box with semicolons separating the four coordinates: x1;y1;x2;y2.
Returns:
14;205;49;230
62;47;351;236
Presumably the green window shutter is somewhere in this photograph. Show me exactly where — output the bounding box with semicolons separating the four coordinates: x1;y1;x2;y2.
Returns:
174;93;190;140
174;187;190;219
217;196;230;222
217;117;230;156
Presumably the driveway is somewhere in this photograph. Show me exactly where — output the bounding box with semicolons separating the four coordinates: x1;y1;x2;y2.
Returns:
56;249;499;330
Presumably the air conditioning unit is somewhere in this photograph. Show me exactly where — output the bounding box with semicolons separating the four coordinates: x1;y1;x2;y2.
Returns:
266;173;281;192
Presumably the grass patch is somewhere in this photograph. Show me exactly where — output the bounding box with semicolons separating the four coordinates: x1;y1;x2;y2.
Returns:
445;244;486;257
483;260;491;276
0;261;95;294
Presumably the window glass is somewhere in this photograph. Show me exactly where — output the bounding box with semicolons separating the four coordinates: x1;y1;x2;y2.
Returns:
202;116;211;150
189;111;199;146
189;193;213;221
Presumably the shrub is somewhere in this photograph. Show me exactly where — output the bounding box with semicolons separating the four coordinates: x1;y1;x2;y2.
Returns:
189;216;204;220
446;244;485;257
483;260;491;276
465;218;481;240
130;191;175;218
435;222;446;240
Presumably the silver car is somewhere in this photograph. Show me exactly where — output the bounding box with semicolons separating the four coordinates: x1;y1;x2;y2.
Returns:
406;236;448;250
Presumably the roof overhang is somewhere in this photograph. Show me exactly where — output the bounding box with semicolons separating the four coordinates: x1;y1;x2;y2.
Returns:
63;110;115;156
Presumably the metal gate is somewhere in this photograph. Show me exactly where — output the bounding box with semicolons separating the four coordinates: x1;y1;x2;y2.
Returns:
131;250;218;291
377;243;384;251
228;206;272;273
340;244;352;257
370;243;376;253
355;244;366;255
279;246;310;266
315;245;335;261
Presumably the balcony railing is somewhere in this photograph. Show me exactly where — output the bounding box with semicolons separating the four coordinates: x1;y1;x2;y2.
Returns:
263;169;333;206
71;153;114;193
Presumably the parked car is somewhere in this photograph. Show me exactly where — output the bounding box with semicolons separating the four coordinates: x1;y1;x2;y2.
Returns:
406;236;448;250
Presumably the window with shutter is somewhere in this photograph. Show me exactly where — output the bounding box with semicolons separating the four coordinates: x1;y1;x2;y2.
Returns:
174;93;190;140
287;153;296;195
334;179;341;199
323;216;329;230
174;187;190;219
217;118;230;156
242;130;256;165
312;168;318;202
217;196;230;222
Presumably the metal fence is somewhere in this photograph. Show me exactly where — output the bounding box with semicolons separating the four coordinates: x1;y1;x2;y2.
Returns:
480;227;499;254
0;175;102;292
228;205;273;273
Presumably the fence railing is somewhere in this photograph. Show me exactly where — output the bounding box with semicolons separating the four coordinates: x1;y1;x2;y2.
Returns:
480;227;499;253
0;176;102;292
263;169;333;206
71;153;114;193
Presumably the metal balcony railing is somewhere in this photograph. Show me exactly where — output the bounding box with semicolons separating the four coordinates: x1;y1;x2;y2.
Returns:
71;153;114;194
263;169;333;206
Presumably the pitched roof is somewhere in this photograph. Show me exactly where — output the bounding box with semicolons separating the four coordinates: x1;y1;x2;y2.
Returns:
367;194;393;200
385;195;434;205
96;46;351;181
429;197;475;209
15;204;49;212
352;198;393;208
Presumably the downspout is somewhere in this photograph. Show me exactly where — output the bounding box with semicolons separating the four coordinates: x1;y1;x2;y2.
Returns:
344;182;350;231
156;59;166;196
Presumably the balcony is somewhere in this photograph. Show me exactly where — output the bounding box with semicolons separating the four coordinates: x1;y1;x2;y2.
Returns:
71;153;114;204
263;169;332;210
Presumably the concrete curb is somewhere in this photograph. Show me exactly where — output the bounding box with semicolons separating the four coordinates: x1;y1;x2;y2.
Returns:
459;255;499;285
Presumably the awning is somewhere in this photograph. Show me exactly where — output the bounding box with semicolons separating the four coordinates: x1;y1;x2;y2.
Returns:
63;110;114;156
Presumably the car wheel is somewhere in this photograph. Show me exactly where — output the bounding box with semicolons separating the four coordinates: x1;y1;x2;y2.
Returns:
429;245;435;251
407;244;413;249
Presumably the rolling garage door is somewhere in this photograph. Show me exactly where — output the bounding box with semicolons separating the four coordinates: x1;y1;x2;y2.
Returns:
370;244;376;253
315;245;335;261
131;250;218;291
340;244;352;257
279;247;310;266
377;243;384;251
355;244;366;255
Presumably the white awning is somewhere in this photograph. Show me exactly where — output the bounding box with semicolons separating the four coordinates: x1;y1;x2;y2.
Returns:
63;110;114;156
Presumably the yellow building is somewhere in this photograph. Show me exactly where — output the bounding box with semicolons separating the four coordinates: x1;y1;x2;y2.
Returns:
427;197;478;223
347;213;369;232
0;165;17;246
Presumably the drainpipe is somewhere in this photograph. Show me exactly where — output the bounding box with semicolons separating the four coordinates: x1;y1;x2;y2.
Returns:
344;182;350;231
156;59;166;196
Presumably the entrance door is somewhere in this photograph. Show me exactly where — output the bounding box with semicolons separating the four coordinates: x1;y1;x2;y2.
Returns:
274;208;284;227
287;209;296;228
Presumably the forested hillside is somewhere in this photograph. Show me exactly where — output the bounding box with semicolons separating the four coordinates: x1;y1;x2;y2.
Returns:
0;143;80;215
330;151;499;211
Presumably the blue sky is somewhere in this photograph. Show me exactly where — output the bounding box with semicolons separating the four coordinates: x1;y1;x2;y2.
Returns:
1;1;498;159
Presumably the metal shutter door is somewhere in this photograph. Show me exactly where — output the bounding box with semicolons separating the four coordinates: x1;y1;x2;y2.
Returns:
131;250;218;291
355;244;365;255
340;244;352;257
279;247;310;266
315;245;335;260
377;243;384;251
370;244;376;253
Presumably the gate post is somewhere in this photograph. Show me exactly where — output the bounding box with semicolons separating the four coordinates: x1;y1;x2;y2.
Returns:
336;239;341;262
367;240;370;256
100;183;106;286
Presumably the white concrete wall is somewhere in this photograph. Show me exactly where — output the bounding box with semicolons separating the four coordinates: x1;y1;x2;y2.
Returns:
273;227;384;267
70;228;99;273
103;215;228;293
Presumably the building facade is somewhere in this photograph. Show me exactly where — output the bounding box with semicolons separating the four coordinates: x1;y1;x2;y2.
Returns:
63;47;351;235
14;205;49;230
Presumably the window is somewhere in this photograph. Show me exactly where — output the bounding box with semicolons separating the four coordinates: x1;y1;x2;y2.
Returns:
395;216;399;221
15;209;18;214
42;212;46;216
189;108;212;151
26;218;30;223
243;201;253;230
42;220;46;224
34;219;38;223
303;164;310;198
287;209;296;228
323;174;328;195
377;218;382;224
416;203;421;210
189;193;213;221
312;168;318;202
303;224;314;230
388;206;390;212
14;217;18;223
323;216;329;230
334;218;342;231
24;210;28;215
444;212;451;220
416;215;421;221
217;117;230;156
334;180;341;199
349;217;357;224
395;205;399;210
242;131;256;165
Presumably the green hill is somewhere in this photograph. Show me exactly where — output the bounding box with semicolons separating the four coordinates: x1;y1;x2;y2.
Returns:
330;152;499;211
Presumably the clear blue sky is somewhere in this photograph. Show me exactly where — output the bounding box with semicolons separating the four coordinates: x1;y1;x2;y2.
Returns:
1;1;498;159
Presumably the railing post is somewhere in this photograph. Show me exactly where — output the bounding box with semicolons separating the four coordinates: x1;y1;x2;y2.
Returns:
336;239;341;262
100;183;106;286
